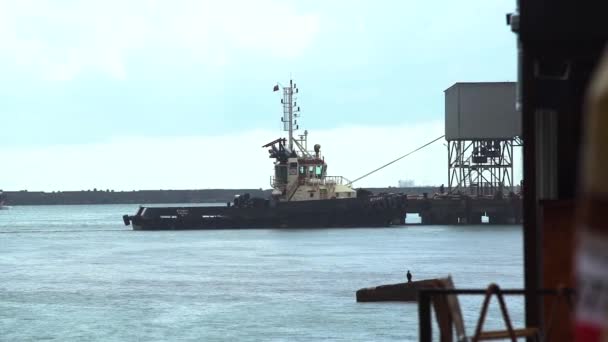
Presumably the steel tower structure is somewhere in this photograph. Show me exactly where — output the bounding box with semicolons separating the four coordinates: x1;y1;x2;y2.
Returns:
445;82;520;196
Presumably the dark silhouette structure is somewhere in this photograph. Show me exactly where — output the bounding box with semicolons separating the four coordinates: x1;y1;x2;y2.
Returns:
407;270;413;283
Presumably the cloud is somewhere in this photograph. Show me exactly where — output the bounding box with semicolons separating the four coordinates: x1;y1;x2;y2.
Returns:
1;120;523;191
0;121;455;191
0;0;320;80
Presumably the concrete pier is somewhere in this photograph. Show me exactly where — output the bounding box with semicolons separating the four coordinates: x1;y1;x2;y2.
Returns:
397;195;522;225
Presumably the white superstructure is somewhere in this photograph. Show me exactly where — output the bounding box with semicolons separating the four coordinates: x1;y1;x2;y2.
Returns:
264;80;356;202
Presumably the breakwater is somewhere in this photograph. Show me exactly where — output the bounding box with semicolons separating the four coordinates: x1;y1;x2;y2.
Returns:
3;187;438;205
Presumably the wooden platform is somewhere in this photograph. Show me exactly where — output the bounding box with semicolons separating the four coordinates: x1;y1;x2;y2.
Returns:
356;278;448;302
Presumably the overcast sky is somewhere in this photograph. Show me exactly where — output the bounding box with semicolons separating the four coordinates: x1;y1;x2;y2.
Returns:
0;0;518;191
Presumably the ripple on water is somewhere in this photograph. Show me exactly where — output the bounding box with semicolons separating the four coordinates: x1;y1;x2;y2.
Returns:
1;204;524;341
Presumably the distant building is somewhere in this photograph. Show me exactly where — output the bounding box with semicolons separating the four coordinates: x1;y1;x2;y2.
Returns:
398;179;415;187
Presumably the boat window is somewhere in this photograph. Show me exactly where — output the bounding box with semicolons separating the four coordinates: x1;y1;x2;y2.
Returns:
290;162;298;168
309;192;314;198
315;165;322;175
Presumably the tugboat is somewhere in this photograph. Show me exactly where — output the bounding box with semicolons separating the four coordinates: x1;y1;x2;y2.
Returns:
123;80;407;230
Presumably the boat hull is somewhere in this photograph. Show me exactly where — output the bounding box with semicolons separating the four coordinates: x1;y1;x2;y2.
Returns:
123;196;407;230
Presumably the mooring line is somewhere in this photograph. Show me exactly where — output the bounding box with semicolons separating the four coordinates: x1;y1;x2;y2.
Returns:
347;134;445;186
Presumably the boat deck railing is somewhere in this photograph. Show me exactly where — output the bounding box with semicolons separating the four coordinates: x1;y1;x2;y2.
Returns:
270;175;353;189
270;176;284;190
299;176;353;187
321;176;352;186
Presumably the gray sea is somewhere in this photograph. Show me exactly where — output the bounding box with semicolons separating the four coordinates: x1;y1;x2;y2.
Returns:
1;205;523;341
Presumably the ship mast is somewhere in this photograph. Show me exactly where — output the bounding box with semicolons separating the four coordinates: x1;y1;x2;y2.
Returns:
287;80;294;151
274;79;311;157
279;80;301;152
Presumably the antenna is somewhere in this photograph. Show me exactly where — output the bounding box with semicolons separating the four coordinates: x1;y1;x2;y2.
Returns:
275;79;307;155
279;79;300;152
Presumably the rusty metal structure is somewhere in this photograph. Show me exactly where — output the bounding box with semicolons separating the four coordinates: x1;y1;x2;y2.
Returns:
511;2;608;337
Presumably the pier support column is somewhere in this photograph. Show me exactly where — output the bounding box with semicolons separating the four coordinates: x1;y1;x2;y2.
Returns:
467;213;482;224
489;213;509;225
421;212;460;225
391;217;405;225
435;214;459;225
420;213;436;225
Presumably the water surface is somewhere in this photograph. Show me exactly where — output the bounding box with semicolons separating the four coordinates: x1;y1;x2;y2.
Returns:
1;205;523;341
